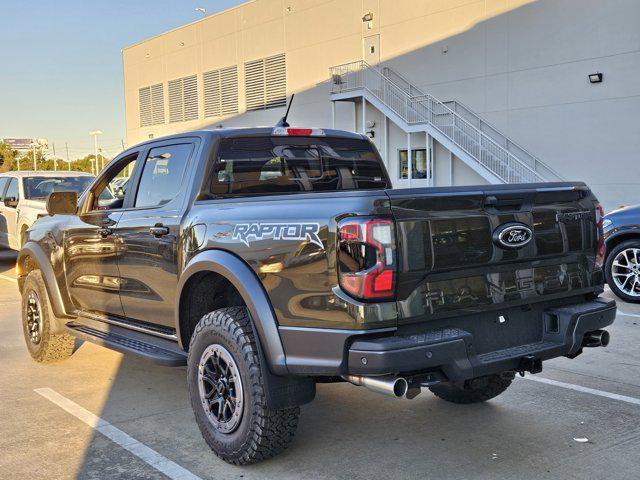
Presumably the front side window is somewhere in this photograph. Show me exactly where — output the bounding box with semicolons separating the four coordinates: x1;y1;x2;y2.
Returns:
134;143;192;208
92;153;138;210
399;149;428;180
5;178;19;201
209;136;388;197
23;176;94;200
0;178;9;200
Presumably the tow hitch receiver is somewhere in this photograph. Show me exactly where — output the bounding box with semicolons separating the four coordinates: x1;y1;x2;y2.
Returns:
518;355;542;376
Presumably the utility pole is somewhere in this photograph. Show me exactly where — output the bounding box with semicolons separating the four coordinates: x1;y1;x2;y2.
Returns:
52;143;57;171
89;130;103;175
65;142;71;171
121;139;125;151
31;143;38;171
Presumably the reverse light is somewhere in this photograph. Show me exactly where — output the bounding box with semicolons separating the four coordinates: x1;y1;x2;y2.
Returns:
337;217;396;301
595;203;605;269
272;127;325;136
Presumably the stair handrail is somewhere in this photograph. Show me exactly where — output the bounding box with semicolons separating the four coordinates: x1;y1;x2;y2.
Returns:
331;60;543;182
441;99;564;181
382;65;563;181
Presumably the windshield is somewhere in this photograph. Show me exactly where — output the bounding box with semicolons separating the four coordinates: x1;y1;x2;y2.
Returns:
209;136;389;197
23;176;94;200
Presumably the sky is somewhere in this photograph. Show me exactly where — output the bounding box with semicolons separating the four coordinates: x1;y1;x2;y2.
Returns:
0;0;245;160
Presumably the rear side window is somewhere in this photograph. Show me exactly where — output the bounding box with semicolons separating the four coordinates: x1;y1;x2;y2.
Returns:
208;136;389;197
134;143;193;208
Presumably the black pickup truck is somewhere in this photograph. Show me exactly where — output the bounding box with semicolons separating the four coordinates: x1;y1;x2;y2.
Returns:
18;126;615;465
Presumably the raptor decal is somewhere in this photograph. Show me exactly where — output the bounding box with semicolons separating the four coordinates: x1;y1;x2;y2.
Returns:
232;222;323;248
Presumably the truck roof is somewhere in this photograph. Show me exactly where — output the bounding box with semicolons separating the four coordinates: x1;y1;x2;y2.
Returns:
0;171;94;178
124;126;368;153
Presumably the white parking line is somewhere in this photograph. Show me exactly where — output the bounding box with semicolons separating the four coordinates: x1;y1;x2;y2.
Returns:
523;375;640;407
617;309;640;318
0;273;17;284
34;388;202;480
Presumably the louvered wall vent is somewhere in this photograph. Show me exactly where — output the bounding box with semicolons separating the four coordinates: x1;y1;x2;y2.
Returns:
204;66;239;118
245;53;286;111
139;83;165;127
169;75;199;123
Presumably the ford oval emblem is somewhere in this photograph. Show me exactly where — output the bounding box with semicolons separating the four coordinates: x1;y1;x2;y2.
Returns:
493;223;533;250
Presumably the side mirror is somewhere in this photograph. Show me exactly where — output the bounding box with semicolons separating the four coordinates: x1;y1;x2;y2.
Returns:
3;197;18;208
46;191;78;215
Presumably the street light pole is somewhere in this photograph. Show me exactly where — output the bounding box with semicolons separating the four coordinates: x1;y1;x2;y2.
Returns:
30;143;38;171
89;130;103;175
65;142;71;171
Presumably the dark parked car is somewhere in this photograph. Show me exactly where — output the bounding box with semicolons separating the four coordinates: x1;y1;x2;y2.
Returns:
603;204;640;302
18;126;615;465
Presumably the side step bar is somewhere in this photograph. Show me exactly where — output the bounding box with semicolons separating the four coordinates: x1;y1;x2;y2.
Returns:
65;321;187;367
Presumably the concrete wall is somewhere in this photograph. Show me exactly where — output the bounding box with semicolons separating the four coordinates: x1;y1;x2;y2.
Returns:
123;0;640;211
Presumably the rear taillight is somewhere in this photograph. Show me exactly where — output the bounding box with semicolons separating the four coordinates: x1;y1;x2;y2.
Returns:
337;217;396;301
595;203;605;269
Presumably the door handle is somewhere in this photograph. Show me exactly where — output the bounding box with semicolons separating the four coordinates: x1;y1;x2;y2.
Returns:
149;224;170;237
98;227;113;238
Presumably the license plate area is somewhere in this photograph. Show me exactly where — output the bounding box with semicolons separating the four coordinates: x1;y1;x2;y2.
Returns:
397;306;545;355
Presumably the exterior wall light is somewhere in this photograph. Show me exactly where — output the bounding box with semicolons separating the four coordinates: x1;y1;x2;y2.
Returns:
362;12;373;22
588;73;603;84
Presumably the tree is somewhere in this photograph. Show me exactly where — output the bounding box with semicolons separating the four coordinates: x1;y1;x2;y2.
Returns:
69;154;100;174
0;147;106;175
19;150;47;170
0;143;19;173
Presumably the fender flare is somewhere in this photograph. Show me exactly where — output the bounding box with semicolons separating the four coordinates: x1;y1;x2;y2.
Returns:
18;242;71;331
605;226;640;249
176;249;288;375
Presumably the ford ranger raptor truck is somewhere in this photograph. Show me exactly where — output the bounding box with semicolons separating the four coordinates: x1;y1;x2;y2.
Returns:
18;126;616;464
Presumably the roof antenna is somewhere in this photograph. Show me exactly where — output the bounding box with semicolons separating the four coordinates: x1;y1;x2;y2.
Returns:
276;93;295;127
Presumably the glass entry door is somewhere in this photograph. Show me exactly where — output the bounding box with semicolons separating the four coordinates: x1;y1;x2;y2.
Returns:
396;148;430;189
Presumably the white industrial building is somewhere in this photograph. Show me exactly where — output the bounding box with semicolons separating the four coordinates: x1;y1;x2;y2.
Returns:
122;0;640;211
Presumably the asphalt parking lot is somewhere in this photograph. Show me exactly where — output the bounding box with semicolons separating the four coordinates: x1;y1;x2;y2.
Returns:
0;250;639;480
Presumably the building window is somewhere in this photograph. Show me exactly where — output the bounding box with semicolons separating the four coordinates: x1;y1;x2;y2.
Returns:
139;83;165;127
204;66;238;118
399;149;428;179
244;53;286;111
168;75;198;123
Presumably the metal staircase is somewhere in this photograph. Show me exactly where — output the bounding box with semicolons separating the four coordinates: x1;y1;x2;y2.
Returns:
329;60;563;184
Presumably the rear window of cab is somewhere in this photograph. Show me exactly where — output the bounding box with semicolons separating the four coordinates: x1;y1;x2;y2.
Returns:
206;136;389;197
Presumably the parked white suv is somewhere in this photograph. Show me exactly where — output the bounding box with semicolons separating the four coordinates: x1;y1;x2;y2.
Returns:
0;171;95;249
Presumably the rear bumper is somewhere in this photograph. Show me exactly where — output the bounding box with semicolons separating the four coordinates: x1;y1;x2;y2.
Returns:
280;298;616;381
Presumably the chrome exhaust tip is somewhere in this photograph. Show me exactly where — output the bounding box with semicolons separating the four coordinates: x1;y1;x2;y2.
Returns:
582;329;610;348
343;375;409;398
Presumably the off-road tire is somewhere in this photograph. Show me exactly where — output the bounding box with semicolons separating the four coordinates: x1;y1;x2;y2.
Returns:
604;239;640;303
429;372;515;404
187;307;300;465
21;270;75;363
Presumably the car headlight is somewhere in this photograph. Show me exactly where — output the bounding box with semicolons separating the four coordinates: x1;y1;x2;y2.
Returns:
602;218;612;229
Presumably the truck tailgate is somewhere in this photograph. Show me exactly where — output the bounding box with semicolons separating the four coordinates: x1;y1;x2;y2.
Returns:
387;183;603;327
